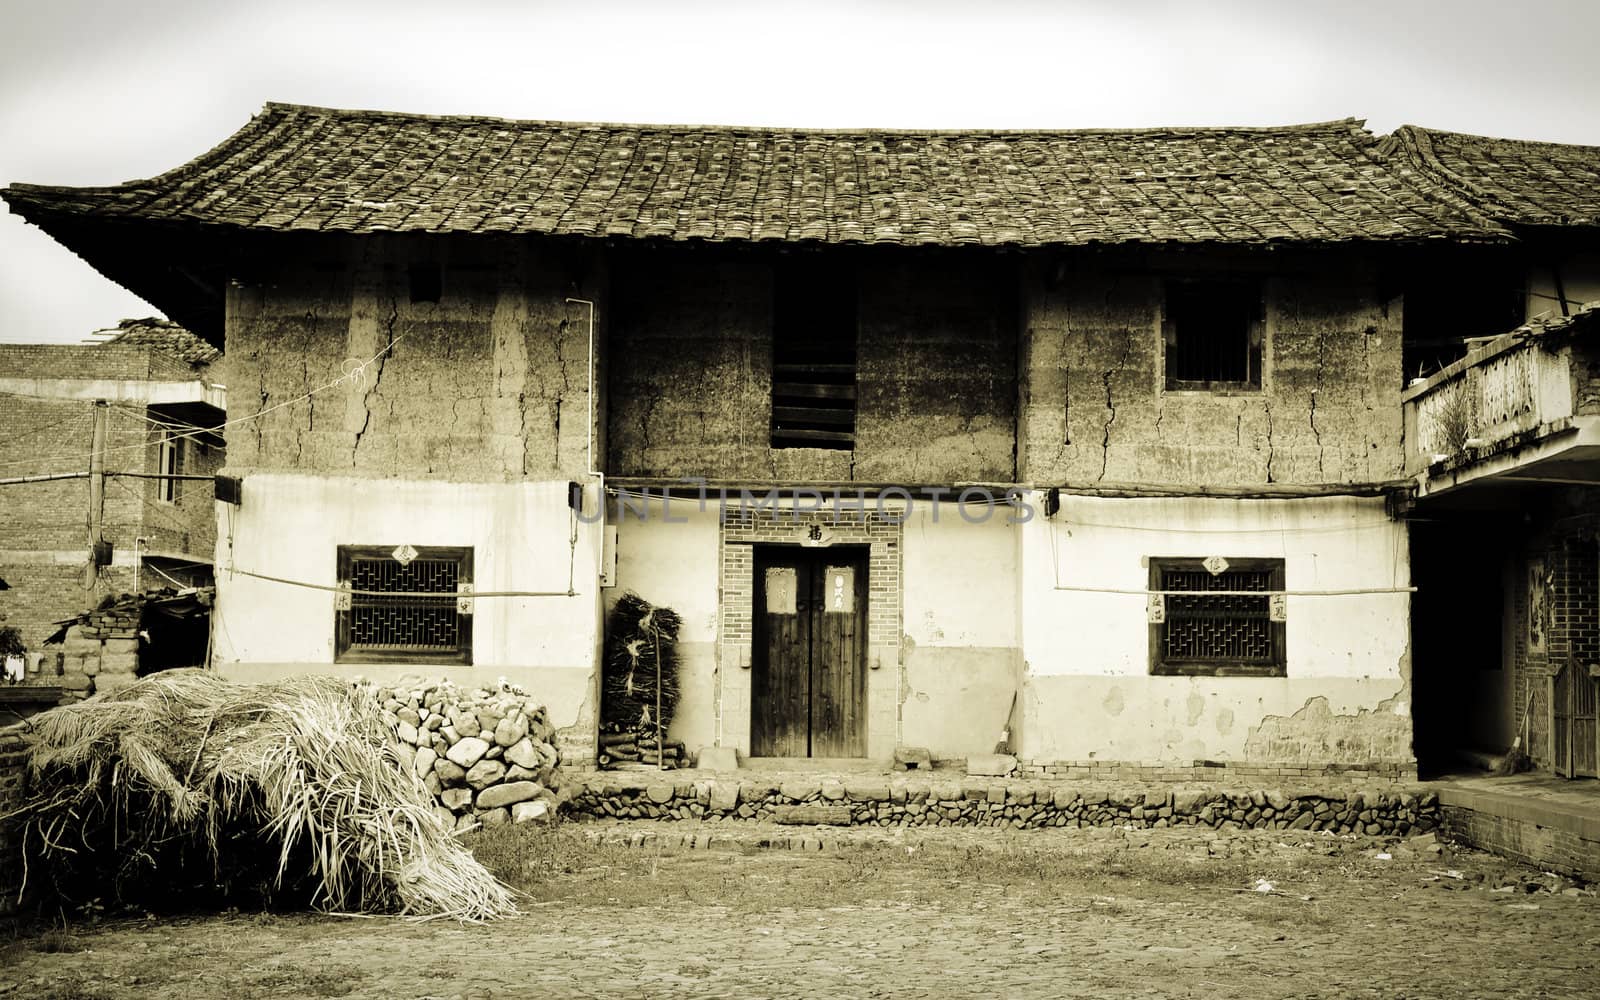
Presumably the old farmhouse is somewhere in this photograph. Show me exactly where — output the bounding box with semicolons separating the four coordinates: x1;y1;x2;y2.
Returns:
5;104;1597;781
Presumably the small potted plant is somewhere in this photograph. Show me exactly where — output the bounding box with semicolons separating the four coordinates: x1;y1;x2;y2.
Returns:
0;625;25;684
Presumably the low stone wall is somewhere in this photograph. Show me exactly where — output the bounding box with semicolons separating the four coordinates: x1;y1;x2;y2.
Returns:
0;723;30;915
569;774;1441;835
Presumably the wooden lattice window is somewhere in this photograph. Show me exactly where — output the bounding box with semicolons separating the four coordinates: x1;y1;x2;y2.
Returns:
1149;557;1285;676
1163;279;1264;391
335;545;472;665
770;257;857;450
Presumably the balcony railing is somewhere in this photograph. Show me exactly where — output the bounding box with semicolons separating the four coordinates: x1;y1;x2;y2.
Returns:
1403;308;1596;478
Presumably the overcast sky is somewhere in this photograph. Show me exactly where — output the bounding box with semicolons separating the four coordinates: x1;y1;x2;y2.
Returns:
2;0;1598;344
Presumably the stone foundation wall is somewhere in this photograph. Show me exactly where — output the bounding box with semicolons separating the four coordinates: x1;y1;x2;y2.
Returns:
568;775;1440;835
1015;759;1419;784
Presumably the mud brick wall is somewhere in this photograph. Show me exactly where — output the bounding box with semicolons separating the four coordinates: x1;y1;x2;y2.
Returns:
0;723;30;915
606;246;1016;483
1019;257;1404;486
221;236;606;483
568;774;1440;836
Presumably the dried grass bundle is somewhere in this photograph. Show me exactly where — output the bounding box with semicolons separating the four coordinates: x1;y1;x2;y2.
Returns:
6;669;515;920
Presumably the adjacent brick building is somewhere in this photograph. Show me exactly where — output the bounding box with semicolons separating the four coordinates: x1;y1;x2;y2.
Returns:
0;319;224;656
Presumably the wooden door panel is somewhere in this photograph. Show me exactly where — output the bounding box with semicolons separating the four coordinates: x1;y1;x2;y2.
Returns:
811;558;866;757
753;558;810;757
1573;666;1597;778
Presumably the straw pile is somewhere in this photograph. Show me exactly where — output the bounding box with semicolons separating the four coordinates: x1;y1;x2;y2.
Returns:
5;669;516;920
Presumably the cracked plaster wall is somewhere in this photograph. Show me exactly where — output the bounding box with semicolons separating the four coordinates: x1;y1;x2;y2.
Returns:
606;248;1015;483
1019;260;1404;486
221;238;604;482
213;237;608;743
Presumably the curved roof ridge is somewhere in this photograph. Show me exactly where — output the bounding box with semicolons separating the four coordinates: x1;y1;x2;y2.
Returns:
256;100;1371;139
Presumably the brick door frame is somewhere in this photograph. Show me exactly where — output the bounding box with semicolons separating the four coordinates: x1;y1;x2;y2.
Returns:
717;505;902;760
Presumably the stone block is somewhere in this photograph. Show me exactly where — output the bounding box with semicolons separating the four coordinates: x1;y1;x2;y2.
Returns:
709;781;739;812
893;746;933;771
477;781;542;810
646;784;674;804
774;804;852;826
414;746;438;778
477;807;510;827
434;759;467;785
820;778;845;801
446;736;491;768
844;779;890;802
465;759;506;790
780;779;819;802
441;787;473;812
1173;789;1209;815
966;753;1017;777
493;715;528;748
512;799;551;824
695;746;739;771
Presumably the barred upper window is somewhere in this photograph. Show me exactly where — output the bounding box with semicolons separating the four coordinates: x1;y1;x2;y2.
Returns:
335;545;472;665
1163;279;1264;391
1149;557;1285;676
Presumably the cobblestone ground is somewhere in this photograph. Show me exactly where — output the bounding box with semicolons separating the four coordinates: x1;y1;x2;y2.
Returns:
3;822;1597;999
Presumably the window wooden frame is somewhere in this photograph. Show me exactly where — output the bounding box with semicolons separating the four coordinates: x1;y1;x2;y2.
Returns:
1162;279;1265;393
334;545;473;665
1148;556;1285;677
157;430;184;504
770;258;858;450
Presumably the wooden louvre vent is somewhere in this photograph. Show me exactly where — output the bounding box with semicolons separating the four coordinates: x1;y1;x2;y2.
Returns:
771;259;857;450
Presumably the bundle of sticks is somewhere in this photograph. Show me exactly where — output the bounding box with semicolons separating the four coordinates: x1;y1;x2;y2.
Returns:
598;730;687;770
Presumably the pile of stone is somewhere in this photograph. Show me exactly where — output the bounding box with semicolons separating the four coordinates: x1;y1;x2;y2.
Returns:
372;678;562;832
567;775;1441;836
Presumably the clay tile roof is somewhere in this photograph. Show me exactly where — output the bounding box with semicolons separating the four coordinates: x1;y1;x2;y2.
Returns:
101;317;220;367
1381;126;1600;228
1;102;1508;248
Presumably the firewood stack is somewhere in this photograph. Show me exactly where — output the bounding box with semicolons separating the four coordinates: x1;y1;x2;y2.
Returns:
600;593;684;770
598;731;688;770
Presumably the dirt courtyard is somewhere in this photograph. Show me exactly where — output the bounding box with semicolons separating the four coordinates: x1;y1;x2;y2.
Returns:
3;822;1597;1000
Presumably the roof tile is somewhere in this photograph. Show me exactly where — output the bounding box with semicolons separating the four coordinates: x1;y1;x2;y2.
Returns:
2;103;1508;247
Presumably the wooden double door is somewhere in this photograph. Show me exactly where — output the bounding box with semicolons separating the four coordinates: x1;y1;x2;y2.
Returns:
752;546;868;758
1554;660;1599;778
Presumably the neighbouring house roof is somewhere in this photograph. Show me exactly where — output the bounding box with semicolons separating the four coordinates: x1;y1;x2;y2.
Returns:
1381;126;1600;228
3;103;1508;249
100;317;221;369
